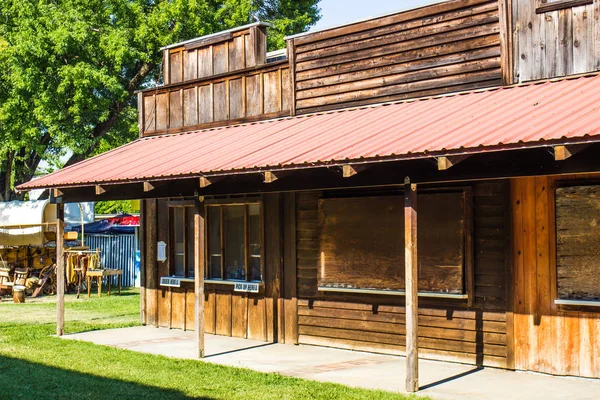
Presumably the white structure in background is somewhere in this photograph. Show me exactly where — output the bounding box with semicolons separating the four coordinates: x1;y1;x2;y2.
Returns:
0;200;94;246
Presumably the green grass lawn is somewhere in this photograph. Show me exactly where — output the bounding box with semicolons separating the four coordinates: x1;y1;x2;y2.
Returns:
0;290;424;400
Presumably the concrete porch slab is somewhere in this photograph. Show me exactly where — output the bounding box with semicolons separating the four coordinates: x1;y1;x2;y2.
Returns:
64;326;600;400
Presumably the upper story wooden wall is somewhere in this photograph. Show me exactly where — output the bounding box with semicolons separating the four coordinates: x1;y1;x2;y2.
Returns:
138;24;291;137
164;25;267;85
512;0;600;82
287;0;504;114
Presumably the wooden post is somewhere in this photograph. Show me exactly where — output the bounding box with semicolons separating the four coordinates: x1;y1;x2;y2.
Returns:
56;203;65;336
404;177;419;393
194;197;206;358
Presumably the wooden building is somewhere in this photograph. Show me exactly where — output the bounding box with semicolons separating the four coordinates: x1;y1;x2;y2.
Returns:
18;0;600;390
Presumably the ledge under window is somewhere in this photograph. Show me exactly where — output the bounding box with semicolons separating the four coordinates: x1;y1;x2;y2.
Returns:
536;0;593;14
554;298;600;307
318;286;468;299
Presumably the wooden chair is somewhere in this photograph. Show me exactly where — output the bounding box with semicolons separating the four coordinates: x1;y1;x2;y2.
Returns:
0;268;14;296
14;268;29;286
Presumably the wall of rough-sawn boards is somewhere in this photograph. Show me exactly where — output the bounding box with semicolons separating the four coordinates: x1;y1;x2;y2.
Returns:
287;0;503;114
295;181;512;368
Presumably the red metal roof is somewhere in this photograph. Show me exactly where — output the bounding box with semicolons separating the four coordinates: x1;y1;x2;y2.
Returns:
18;74;600;190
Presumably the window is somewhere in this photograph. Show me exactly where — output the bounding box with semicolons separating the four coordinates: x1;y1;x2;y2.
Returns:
169;206;195;278
318;190;470;294
556;185;600;302
206;203;262;281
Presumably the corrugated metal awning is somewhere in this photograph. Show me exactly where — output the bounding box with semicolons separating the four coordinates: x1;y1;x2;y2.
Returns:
17;74;600;191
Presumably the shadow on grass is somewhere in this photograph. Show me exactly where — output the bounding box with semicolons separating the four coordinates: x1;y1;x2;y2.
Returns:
0;355;213;400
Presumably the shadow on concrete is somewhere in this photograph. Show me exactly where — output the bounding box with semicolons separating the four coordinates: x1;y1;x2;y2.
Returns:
419;366;484;391
205;342;275;358
0;355;213;400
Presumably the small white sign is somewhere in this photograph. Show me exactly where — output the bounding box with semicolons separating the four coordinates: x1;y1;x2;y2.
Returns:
234;282;260;293
160;277;181;288
157;241;167;262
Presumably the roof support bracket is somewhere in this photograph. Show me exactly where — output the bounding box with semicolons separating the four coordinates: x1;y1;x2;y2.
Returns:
52;188;64;198
342;164;367;178
143;182;155;192
199;176;224;188
95;185;106;195
437;155;470;171
554;144;589;161
263;171;285;184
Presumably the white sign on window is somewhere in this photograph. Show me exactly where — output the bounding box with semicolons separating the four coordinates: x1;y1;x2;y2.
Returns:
160;277;181;288
157;241;167;262
234;282;260;293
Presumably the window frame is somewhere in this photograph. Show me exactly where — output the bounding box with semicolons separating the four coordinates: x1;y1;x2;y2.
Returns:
315;186;474;302
204;200;264;283
168;203;195;278
553;181;600;309
536;0;592;14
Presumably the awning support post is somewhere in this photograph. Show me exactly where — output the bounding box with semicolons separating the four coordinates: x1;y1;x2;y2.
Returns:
56;203;65;336
194;196;206;358
404;177;419;392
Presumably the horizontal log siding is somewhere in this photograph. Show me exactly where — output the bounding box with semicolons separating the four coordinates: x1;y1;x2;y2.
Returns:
296;181;509;367
292;0;502;114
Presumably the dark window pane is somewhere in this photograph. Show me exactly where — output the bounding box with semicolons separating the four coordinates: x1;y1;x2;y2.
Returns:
173;207;185;277
224;205;245;280
249;204;261;281
186;208;195;278
208;206;221;279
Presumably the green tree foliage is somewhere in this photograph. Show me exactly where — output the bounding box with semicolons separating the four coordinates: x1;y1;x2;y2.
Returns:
0;0;320;201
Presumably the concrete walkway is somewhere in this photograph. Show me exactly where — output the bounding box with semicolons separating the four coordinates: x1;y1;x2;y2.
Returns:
64;326;600;400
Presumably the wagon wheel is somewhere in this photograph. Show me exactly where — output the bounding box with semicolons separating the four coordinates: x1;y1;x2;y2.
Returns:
39;264;57;295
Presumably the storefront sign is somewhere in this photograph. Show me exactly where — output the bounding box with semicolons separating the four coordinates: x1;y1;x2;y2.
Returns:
160;277;181;288
234;282;260;293
157;241;167;262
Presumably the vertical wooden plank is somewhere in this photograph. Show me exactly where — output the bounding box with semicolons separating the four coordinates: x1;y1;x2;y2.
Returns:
531;2;545;82
288;39;297;116
579;313;594;378
511;178;528;370
168;90;183;129
264;193;282;343
594;0;600;70
231;294;248;338
557;8;574;77
198;85;212;124
229;78;244;120
213;44;227;75
194;197;205;357
283;192;298;345
157;201;170;328
247;296;266;340
56;203;65;336
163;50;170;85
183;49;198;81
137;92;145;137
498;0;514;84
404;179;418;393
170;50;182;84
143;94;156;134
544;11;559;78
213;82;227;121
216;292;232;336
155;93;168;131
534;176;552;373
504;179;515;370
263;71;279;114
465;188;474;307
517;0;532;81
523;177;537;371
281;68;291;112
185;288;195;331
140;200;146;325
572;4;590;74
183;88;198;127
229;35;244;71
204;290;216;334
246;74;261;117
198;47;213;78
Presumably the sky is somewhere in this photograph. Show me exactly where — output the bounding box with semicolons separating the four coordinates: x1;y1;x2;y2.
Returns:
310;0;444;33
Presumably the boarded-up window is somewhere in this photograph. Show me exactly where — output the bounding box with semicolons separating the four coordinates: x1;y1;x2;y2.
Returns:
556;185;600;301
318;191;468;293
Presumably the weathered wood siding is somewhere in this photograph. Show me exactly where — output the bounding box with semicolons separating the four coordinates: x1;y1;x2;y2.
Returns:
512;175;600;378
512;0;600;82
295;181;510;367
140;63;291;136
164;26;267;85
142;195;281;342
288;0;503;114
